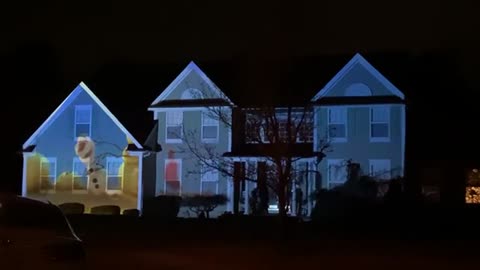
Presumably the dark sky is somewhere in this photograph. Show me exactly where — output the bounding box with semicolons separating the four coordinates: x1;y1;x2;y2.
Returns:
2;1;479;191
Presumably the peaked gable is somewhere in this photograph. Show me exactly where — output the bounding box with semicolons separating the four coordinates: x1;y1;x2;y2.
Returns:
150;61;234;107
23;82;143;149
312;53;405;101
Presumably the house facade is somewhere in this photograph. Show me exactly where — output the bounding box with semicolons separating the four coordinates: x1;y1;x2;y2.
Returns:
145;62;234;217
21;82;144;213
312;53;406;192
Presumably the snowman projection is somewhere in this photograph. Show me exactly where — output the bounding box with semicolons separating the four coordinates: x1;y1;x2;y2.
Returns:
165;150;181;195
74;136;106;194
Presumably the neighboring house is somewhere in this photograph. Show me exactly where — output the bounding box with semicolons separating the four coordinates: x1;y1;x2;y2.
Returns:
145;61;234;217
311;53;406;191
21;82;145;213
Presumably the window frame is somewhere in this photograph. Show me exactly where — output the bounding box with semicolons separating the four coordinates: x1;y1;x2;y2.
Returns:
327;107;347;143
369;106;390;142
40;157;57;193
74;105;92;139
165;111;183;144
106;156;124;194
369;159;392;180
200;163;219;195
327;159;346;189
164;158;182;196
201;112;219;143
72;158;89;193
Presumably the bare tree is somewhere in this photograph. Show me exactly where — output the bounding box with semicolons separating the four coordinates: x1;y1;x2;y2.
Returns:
172;86;331;217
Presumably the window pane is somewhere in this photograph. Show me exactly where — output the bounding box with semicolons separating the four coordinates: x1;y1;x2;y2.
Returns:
76;108;91;123
371;107;389;122
328;124;345;138
371;123;388;138
166;111;182;125
202;113;218;125
107;160;122;175
107;176;122;190
202;126;218;139
40;176;55;190
201;182;217;195
165;160;180;181
165;181;180;195
75;124;90;137
73;176;88;190
73;161;86;175
167;126;182;140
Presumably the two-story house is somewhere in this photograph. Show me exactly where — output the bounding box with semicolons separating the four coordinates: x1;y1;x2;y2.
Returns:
311;53;406;192
21;82;145;213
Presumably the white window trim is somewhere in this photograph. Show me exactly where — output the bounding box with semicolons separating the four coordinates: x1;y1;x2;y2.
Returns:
74;105;92;139
200;163;219;195
106;156;124;194
165;111;183;144
327;107;347;143
327;159;346;189
164;158;182;196
369;106;390;142
201;112;219;143
72;158;89;194
369;159;392;180
40;157;57;193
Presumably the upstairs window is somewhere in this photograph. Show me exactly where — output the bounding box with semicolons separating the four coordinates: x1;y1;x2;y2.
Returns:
370;106;390;142
328;107;347;142
201;112;219;143
75;105;92;138
166;111;183;143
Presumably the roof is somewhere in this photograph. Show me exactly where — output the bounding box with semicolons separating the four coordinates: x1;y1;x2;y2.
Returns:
22;82;143;150
150;61;234;107
149;98;232;108
311;53;406;101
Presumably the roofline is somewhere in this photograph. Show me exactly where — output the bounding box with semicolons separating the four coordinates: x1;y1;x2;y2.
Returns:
311;53;405;101
150;61;234;106
23;82;143;150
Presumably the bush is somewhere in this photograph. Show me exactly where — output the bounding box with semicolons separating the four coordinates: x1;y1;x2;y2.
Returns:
90;205;121;215
181;194;228;218
142;195;182;219
58;202;85;215
123;208;140;217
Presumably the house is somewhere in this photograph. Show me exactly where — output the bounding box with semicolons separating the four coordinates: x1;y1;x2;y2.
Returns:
145;61;234;217
21;82;145;213
311;53;406;192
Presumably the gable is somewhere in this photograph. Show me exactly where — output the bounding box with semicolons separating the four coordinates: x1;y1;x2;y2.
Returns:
23;82;143;150
312;54;405;101
150;61;233;107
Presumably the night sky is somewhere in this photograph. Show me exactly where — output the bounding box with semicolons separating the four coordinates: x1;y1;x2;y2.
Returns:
2;1;479;191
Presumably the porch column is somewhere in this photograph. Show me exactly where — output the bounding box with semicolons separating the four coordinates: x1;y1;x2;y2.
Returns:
129;151;144;213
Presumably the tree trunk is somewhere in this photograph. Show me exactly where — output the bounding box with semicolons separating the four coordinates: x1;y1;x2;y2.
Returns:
277;181;288;218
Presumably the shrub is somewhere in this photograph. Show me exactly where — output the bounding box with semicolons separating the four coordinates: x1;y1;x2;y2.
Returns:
58;202;85;215
123;208;140;217
90;205;121;215
142;195;182;219
181;194;228;218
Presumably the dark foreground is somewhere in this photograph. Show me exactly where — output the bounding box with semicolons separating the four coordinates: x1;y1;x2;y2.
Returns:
68;208;480;270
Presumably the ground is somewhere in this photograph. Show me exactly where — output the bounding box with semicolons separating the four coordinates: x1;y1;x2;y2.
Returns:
66;215;479;270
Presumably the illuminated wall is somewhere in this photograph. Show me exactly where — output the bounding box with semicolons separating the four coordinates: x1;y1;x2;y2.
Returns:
466;169;480;204
23;84;141;213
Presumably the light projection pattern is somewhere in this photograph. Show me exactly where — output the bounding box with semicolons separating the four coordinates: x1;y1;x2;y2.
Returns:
165;150;181;195
466;169;480;204
25;135;140;212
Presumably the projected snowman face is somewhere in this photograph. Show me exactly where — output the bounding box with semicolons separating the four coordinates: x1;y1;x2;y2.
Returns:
75;136;95;165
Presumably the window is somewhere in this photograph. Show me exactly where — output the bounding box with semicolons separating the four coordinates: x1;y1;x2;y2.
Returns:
369;159;391;180
201;163;219;195
165;159;182;195
201;112;219;143
40;157;57;192
166;111;183;143
370;106;390;142
72;158;88;192
327;159;347;189
106;157;123;193
328;107;347;142
75;105;92;138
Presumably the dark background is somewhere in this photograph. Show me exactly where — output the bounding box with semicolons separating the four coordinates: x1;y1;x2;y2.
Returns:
1;0;479;192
